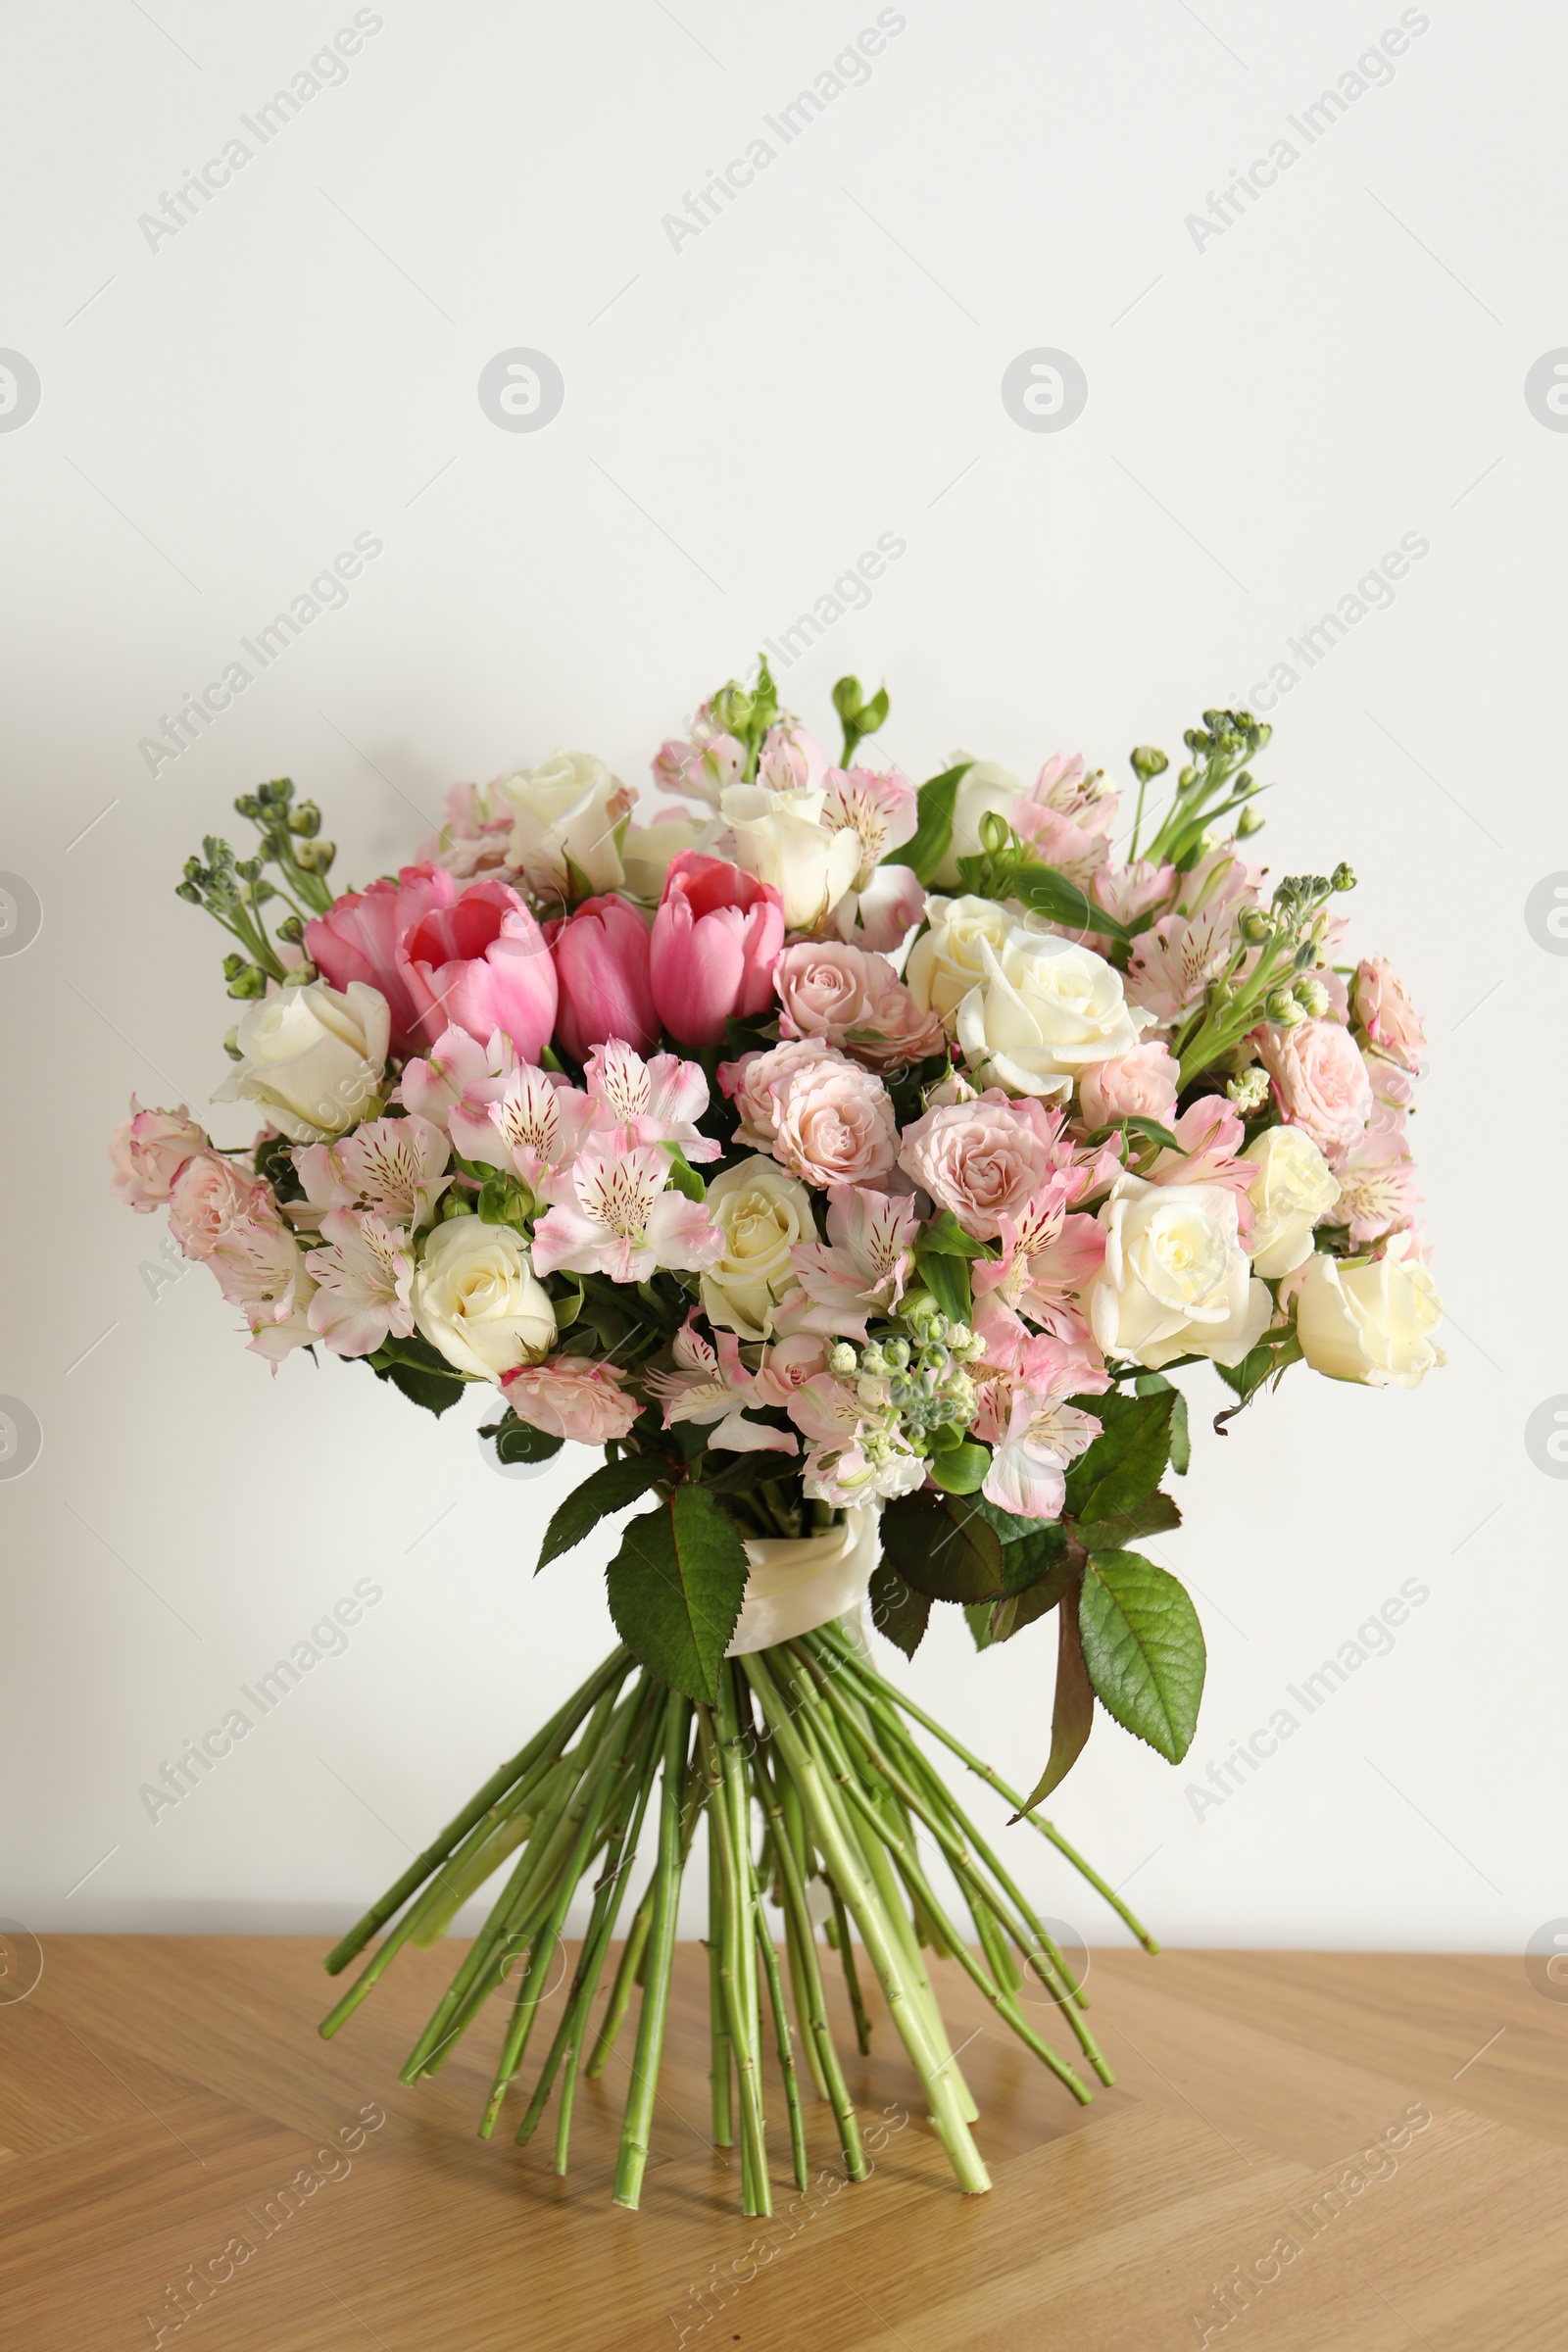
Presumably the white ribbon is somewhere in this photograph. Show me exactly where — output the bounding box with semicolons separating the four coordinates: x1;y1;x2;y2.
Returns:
724;1507;879;1656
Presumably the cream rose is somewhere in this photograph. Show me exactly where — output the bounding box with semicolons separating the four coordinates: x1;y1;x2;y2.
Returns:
1243;1126;1342;1279
412;1213;557;1383
931;759;1023;889
905;895;1019;1022
619;808;719;900
1295;1242;1445;1389
213;980;389;1144
700;1156;814;1341
719;785;860;930
499;751;631;897
955;929;1152;1100
1088;1174;1271;1369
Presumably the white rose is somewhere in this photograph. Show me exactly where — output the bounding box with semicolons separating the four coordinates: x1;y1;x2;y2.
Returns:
213;979;389;1144
412;1213;557;1383
955;928;1152;1100
720;785;861;930
1295;1241;1445;1389
1243;1126;1342;1279
700;1156;814;1341
906;894;1020;1023
499;751;631;897
932;758;1022;889
1089;1174;1272;1370
619;809;720;901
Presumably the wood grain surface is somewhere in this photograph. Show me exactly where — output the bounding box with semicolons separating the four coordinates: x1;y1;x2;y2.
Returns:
1;1936;1563;2349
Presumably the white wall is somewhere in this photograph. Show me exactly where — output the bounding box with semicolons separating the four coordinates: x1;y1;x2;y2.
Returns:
2;0;1560;1961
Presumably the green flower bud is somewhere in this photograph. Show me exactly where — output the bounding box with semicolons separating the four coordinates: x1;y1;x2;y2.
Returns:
828;1342;858;1377
1237;806;1265;837
1129;744;1169;784
1264;986;1304;1026
1331;860;1356;892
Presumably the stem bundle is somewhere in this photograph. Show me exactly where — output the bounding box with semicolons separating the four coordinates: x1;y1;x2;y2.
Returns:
319;1623;1153;2206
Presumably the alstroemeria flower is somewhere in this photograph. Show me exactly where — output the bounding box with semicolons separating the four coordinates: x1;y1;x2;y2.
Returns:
646;1319;799;1454
307;1210;416;1357
292;1114;452;1231
449;1063;597;1200
530;1143;723;1284
582;1041;720;1162
970;1182;1106;1344
787;1187;920;1339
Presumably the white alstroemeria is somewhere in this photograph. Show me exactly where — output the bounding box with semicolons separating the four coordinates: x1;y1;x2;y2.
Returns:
307;1211;416;1357
982;1387;1102;1521
582;1041;720;1161
530;1143;724;1285
820;764;918;891
720;784;861;931
645;1320;798;1454
293;1115;452;1233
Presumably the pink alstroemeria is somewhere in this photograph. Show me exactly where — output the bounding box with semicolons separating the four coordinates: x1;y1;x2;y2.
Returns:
449;1063;597;1200
970;1183;1106;1345
652;710;748;808
398;1024;516;1125
1150;1097;1255;1233
820;764;917;890
530;1143;723;1285
1332;1113;1421;1247
582;1040;720;1162
787;1187;920;1339
829;861;928;955
1089;858;1177;939
293;1114;452;1231
1124;901;1241;1023
982;1382;1104;1521
306;1211;415;1356
206;1217;318;1367
757;723;828;796
646;1320;799;1454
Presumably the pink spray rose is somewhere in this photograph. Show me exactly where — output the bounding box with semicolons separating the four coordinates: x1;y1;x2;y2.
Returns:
110;1099;206;1210
1077;1042;1179;1130
1353;956;1426;1073
502;1355;642;1444
547;893;660;1064
168;1152;276;1259
767;1053;899;1187
773;940;946;1071
649;854;785;1049
1258;1017;1374;1162
720;1037;836;1149
399;878;558;1062
898;1092;1067;1241
305;862;457;1054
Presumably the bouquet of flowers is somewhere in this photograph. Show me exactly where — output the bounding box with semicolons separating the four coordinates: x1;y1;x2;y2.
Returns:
112;667;1443;2211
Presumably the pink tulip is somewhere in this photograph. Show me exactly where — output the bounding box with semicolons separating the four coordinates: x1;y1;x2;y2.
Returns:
548;893;659;1064
305;862;457;1054
400;878;558;1061
650;854;784;1049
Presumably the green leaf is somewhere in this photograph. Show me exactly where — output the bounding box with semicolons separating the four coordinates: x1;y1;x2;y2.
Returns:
604;1486;750;1703
537;1457;668;1571
916;1210;994;1261
913;1247;971;1324
1075;1489;1182;1550
1078;1549;1205;1765
869;1561;931;1659
662;1144;707;1202
1015;1588;1096;1812
1063;1390;1174;1528
1169;1391;1191;1476
1123;1115;1180;1152
1214;1328;1303;1405
369;1335;469;1418
1008;863;1131;945
903;763;970;886
477;1175;530;1229
479;1411;564;1466
926;1442;990;1495
968;1542;1078;1648
881;1489;1008;1604
702;1449;798;1494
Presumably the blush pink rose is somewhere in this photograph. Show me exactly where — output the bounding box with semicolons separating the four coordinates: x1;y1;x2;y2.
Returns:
1077;1042;1179;1130
502;1355;641;1444
305;862;457;1054
719;1037;836;1149
898;1092;1066;1240
400;878;558;1062
110;1099;206;1210
1258;1017;1374;1161
774;940;945;1071
769;1054;898;1187
649;853;785;1049
168;1152;279;1259
1353;956;1426;1073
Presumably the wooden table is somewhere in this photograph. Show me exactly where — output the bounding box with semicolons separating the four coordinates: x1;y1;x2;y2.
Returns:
1;1937;1564;2349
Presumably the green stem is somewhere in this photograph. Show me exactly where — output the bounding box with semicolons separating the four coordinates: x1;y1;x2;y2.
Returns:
613;1693;693;2209
829;1887;872;2058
